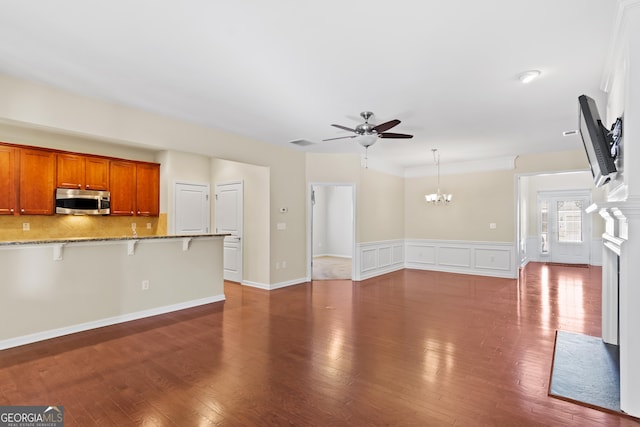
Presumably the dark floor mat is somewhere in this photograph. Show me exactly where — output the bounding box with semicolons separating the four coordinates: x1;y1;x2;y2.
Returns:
549;330;620;413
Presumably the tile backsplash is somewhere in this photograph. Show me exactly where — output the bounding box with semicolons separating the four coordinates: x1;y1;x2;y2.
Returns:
0;213;167;241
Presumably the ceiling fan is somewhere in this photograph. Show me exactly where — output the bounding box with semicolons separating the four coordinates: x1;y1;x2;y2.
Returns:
323;111;413;147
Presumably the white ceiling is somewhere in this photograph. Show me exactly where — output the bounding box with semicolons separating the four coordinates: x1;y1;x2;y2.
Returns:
0;1;617;171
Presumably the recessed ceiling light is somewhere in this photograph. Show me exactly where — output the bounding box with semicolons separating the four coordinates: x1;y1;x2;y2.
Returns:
518;70;541;84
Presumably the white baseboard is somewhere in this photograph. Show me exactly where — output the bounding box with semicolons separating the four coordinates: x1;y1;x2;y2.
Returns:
313;254;353;259
243;278;307;290
0;294;226;351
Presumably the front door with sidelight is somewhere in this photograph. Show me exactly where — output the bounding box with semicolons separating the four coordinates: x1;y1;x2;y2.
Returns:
538;190;591;265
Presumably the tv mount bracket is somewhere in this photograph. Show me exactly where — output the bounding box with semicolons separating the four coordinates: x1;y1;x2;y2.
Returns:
608;117;623;158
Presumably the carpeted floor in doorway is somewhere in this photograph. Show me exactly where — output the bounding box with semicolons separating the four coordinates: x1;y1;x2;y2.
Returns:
312;256;352;280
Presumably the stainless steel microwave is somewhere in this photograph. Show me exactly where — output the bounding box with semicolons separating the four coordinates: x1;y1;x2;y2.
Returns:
55;188;110;215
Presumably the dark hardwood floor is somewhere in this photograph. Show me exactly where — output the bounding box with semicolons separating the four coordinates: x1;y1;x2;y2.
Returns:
0;263;637;426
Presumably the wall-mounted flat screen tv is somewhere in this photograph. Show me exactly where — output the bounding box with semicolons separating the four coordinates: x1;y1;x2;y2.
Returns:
578;94;617;187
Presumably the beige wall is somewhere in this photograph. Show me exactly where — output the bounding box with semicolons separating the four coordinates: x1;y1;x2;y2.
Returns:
0;237;224;346
0;119;157;161
358;167;404;242
156;150;212;224
0;73;306;285
0;72;599;284
406;150;591;243
406;169;514;241
211;158;270;285
306;153;405;243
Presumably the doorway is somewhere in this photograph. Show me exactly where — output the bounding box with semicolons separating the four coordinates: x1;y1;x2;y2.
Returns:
310;184;355;280
215;181;243;283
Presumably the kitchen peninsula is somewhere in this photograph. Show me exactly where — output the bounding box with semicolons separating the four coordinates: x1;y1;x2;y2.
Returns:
0;234;227;350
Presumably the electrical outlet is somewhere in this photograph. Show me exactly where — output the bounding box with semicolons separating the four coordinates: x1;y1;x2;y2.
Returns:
22;223;30;231
146;223;152;229
282;261;287;269
131;223;137;230
141;280;150;290
276;262;281;270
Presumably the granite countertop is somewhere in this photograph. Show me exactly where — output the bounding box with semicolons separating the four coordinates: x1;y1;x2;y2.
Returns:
0;234;229;247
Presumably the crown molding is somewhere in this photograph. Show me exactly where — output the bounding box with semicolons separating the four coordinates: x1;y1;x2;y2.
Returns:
403;155;517;178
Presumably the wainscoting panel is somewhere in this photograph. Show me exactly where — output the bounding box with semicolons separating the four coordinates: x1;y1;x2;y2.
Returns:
475;247;512;272
355;240;405;280
438;246;472;268
406;243;436;265
405;239;516;279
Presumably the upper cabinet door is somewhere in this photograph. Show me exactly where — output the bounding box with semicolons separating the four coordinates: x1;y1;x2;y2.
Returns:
19;148;56;215
0;146;18;215
135;163;160;216
56;153;85;189
109;160;136;216
84;157;109;190
57;154;109;190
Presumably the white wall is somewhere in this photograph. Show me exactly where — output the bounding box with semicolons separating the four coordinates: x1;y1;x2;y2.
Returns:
598;2;640;416
312;185;353;258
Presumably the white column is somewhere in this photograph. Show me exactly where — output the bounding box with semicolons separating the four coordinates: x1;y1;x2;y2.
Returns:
616;200;640;416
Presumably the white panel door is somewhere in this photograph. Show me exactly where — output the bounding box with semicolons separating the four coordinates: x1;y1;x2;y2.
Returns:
215;182;243;283
174;183;210;234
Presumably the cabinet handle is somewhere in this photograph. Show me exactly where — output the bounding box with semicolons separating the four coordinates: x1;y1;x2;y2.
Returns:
77;184;81;188
21;209;24;213
137;211;141;215
86;184;90;189
130;211;134;215
10;208;14;213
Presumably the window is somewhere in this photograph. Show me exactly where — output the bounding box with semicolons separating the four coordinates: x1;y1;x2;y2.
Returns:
556;200;583;243
540;199;549;253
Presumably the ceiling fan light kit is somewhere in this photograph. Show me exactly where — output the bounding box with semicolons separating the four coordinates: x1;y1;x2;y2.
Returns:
323;111;414;148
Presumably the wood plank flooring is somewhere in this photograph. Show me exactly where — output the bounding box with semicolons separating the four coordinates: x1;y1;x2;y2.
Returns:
0;263;637;426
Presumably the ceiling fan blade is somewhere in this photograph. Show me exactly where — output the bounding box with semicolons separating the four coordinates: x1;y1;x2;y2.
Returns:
322;135;356;141
378;132;413;139
331;124;356;132
373;119;401;133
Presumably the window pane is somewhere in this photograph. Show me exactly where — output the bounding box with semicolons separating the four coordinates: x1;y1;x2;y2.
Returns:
557;200;582;243
540;200;549;253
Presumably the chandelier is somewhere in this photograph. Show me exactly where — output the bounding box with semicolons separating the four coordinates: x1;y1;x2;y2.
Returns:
425;149;452;205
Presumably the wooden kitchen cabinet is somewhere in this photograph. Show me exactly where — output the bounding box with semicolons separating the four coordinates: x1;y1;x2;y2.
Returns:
0;145;18;215
57;153;109;190
135;163;160;216
109;161;160;216
109;160;137;216
19;148;56;215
